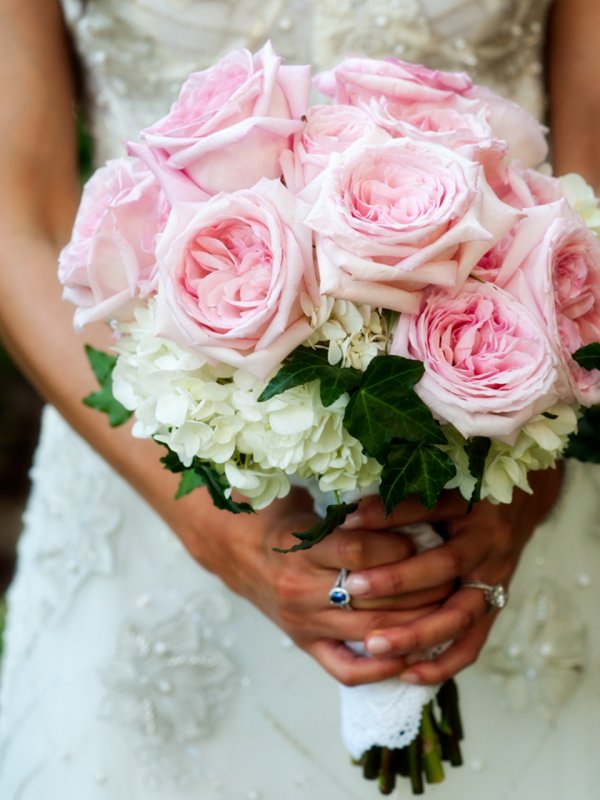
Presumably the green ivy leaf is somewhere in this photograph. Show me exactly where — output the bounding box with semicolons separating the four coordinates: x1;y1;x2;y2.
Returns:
83;345;133;427
160;446;253;514
273;502;359;553
258;347;361;407
464;436;491;508
343;355;444;462
160;448;186;474
565;405;600;463
175;469;206;499
379;443;456;513
572;342;600;371
191;461;254;514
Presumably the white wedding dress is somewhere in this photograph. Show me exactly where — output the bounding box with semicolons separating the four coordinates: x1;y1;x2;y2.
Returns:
2;1;600;798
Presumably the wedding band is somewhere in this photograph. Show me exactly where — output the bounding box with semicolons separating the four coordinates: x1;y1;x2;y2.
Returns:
461;580;508;610
329;568;353;610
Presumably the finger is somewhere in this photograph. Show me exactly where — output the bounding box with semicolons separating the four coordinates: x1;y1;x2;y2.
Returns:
344;531;491;598
352;581;454;611
294;605;440;643
397;616;495;686
308;639;407;686
301;527;416;571
364;589;487;657
342;491;469;531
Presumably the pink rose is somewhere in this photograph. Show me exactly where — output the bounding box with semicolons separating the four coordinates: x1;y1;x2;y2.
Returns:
305;133;519;312
363;95;508;188
59;158;166;329
466;85;548;168
283;104;378;190
314;57;473;107
502;202;600;404
138;42;311;195
315;56;547;170
493;161;562;211
391;281;561;440
154;178;318;379
363;95;500;156
471;232;515;285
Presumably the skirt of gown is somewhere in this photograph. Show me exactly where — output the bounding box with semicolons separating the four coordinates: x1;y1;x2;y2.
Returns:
1;405;599;799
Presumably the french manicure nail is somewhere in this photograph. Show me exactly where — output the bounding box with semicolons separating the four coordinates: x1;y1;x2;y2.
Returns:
399;671;420;685
344;574;370;595
340;512;364;530
366;636;392;655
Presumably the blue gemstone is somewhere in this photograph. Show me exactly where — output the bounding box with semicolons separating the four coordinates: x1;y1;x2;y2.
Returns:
330;588;350;606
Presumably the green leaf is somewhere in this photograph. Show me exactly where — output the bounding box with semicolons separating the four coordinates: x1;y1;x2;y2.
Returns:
565;405;600;463
175;469;206;499
190;460;254;514
258;347;361;407
159;445;253;514
572;342;600;371
160;447;186;474
343;355;444;462
83;345;133;427
379;443;456;513
273;502;359;553
464;436;491;508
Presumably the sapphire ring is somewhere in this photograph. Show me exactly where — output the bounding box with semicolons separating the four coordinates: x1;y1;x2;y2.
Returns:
329;568;353;610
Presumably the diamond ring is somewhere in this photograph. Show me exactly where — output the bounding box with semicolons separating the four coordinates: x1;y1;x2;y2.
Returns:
329;568;353;610
461;580;508;610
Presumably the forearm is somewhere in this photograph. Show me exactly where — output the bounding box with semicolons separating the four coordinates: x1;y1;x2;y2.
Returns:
548;0;600;187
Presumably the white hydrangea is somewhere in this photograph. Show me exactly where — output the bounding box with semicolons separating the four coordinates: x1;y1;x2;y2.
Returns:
442;403;578;505
224;463;290;509
303;296;389;370
111;300;380;506
559;173;600;236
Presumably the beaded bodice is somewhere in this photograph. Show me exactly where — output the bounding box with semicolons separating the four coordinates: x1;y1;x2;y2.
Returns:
61;0;553;166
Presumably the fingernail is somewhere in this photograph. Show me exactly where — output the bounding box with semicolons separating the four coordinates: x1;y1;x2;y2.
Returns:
344;574;370;595
340;512;363;530
399;671;420;685
366;636;392;655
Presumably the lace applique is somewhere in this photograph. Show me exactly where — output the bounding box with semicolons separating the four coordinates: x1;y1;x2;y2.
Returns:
99;593;238;790
1;408;122;679
481;578;588;718
26;412;121;622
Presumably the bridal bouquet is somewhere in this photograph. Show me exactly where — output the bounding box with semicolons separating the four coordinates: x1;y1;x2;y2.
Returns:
59;43;600;794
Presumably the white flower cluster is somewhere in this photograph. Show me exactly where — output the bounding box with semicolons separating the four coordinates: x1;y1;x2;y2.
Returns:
303;296;389;370
442;403;579;504
112;302;380;508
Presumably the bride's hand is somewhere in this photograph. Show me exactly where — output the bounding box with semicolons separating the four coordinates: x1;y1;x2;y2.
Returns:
167;485;451;686
337;467;564;685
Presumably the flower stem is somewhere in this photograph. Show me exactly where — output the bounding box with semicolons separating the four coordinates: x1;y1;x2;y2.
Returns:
437;679;464;767
420;703;445;784
362;746;382;780
408;738;424;795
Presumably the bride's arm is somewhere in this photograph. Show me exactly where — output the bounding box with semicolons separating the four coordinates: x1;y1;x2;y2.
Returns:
0;0;446;687
547;0;600;187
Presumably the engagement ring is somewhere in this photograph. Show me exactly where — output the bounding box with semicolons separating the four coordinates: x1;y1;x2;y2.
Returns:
461;580;508;610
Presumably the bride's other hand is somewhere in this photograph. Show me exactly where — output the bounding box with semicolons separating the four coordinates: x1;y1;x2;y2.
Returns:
338;467;563;684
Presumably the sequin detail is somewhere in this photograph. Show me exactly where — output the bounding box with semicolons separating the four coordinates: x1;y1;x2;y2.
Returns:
99;594;237;789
